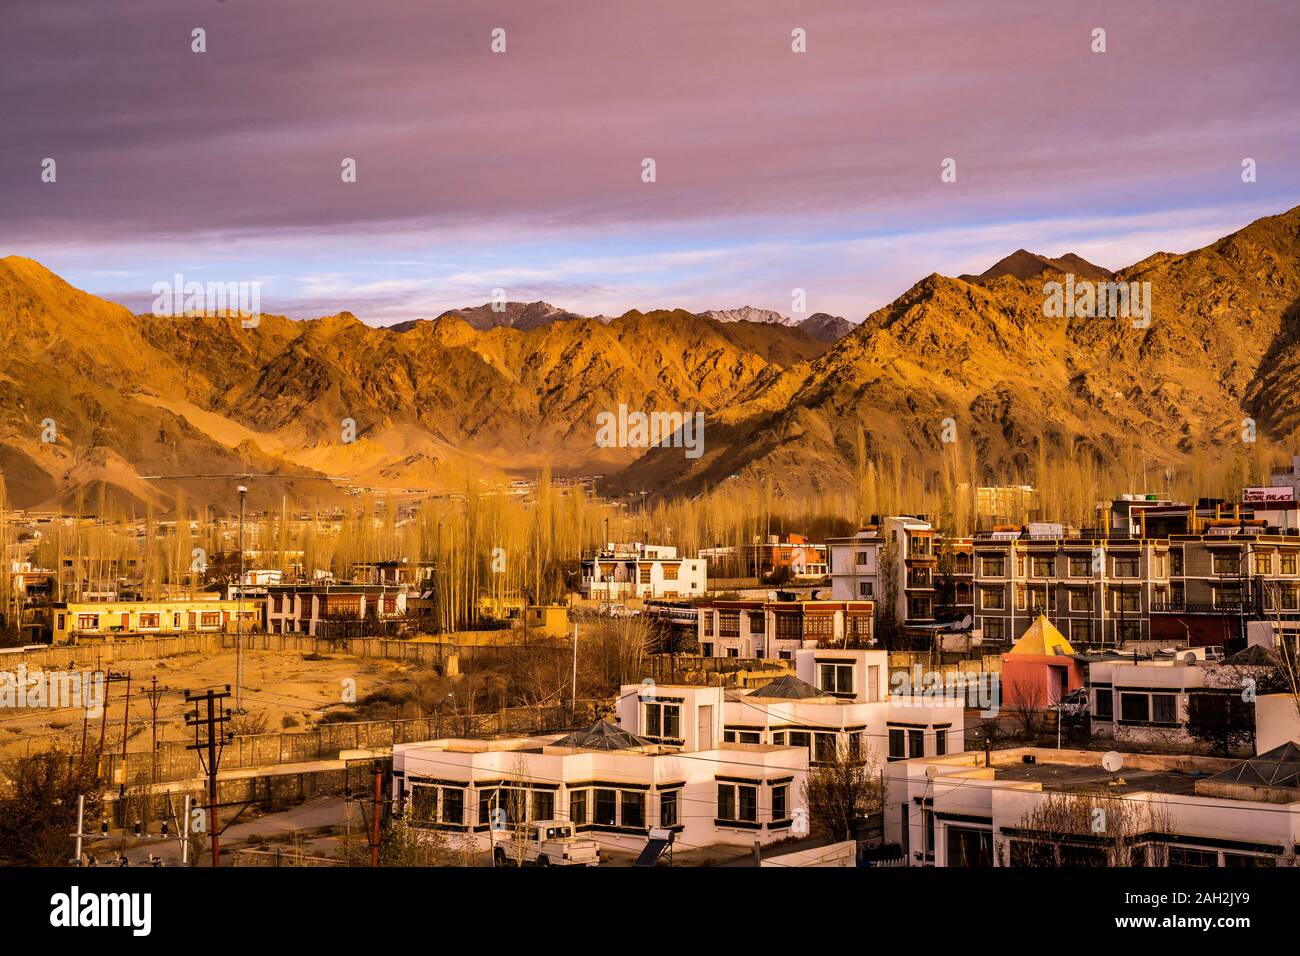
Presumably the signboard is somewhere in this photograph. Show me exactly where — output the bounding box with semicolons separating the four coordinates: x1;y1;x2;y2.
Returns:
1244;486;1296;504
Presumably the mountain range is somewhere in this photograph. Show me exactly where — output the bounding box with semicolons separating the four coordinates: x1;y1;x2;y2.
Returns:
1;202;1297;513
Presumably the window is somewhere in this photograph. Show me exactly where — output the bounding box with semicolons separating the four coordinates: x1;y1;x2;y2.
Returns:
1212;552;1241;575
639;566;652;584
570;789;587;825
908;729;924;758
1068;555;1092;577
662;564;679;581
1032;556;1053;577
723;729;761;744
411;783;438;823
593;789;617;826
802;614;834;639
935;728;947;756
858;581;874;598
946;826;993;867
1213;586;1242;609
138;612;160;629
77;614;100;631
621;791;645;829
774;612;801;641
1069;590;1091;611
814;733;837;764
1152;694;1177;724
1120;693;1150;722
855;551;871;566
1112;556;1139;578
738;786;758;822
749;612;765;634
1282;552;1297;575
200;611;221;628
980;555;1005;577
532;790;554;822
660;790;679;828
1168;846;1217;868
703;613;715;636
817;661;854;695
1071;619;1093;644
772;784;789;821
1094;688;1113;720
983;619;1005;642
643;701;681;740
717;784;734;821
1116;620;1141;643
441;788;463;825
1254;553;1272;575
1114;588;1140;613
718;611;740;636
888;728;905;760
981;589;1005;610
1171;549;1184;575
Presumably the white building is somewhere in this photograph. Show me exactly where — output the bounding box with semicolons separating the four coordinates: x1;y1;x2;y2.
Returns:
887;745;1300;867
1086;655;1277;750
391;647;964;858
826;516;937;625
580;543;706;601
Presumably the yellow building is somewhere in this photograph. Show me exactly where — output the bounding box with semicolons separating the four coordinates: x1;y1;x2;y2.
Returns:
51;599;261;644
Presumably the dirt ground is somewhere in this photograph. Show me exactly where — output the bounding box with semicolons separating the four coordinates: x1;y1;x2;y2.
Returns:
0;647;425;761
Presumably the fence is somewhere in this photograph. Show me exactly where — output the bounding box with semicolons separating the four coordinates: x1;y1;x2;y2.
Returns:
103;699;613;788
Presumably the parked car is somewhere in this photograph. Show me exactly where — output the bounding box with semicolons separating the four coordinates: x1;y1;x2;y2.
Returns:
1051;688;1090;717
491;821;601;867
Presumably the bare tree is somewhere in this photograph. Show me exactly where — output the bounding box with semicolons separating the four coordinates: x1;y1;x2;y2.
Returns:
998;791;1172;867
801;737;882;843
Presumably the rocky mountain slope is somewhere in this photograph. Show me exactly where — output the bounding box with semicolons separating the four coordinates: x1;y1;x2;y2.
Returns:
1;203;1296;511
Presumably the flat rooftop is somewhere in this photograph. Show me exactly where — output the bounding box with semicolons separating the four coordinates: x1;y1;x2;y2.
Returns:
993;761;1208;796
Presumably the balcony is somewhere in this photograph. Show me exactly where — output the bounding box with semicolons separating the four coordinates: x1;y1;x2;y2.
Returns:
1150;602;1244;615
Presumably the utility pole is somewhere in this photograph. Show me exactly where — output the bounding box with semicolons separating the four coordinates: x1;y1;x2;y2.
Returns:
185;686;231;867
369;761;383;868
145;676;164;784
118;671;132;801
571;622;578;721
236;483;247;712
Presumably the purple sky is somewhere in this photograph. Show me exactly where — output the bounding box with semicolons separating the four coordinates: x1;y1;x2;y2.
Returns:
2;0;1297;323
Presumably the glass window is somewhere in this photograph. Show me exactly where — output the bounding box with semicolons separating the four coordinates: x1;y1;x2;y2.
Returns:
888;728;905;759
717;784;735;821
1120;693;1149;722
935;728;947;756
594;788;617;826
621;791;645;829
772;785;788;821
738;786;757;822
908;729;924;758
660;790;679;828
570;789;587;825
1152;694;1177;724
1095;688;1113;720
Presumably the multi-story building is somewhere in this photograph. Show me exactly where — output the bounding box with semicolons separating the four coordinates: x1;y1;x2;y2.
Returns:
50;597;260;643
696;598;874;658
827;516;940;627
888;744;1300;867
972;524;1169;647
698;533;828;582
579;543;706;601
264;583;407;636
392;647;964;859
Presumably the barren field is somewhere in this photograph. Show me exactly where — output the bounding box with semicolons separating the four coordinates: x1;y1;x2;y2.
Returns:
0;648;426;762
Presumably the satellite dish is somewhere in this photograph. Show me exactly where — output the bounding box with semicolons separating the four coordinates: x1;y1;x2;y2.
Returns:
1181;651;1198;665
1101;751;1124;773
